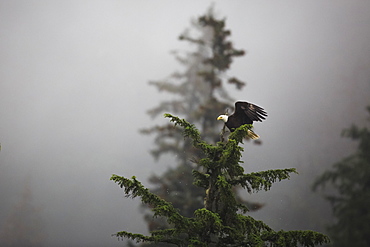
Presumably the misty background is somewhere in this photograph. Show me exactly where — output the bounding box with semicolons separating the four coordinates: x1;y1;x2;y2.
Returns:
0;1;369;246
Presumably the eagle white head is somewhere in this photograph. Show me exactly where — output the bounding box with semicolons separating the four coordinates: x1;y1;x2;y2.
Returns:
217;114;229;123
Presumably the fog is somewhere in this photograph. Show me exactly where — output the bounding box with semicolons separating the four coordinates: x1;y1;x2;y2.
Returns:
0;1;369;246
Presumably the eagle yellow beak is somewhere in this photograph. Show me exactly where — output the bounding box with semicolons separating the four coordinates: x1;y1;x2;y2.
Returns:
217;116;222;120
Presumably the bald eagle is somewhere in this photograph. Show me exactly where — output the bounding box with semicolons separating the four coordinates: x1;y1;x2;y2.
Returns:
217;101;267;139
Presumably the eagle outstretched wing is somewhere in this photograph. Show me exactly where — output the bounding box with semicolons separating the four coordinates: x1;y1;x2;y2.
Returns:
234;101;267;123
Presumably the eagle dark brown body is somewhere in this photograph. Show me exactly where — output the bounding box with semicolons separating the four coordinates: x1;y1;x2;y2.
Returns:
217;101;267;138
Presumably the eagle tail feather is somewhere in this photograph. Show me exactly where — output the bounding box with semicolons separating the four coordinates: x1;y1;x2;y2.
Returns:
247;129;260;140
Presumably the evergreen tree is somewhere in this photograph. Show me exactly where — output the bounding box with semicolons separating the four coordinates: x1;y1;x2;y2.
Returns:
111;115;330;246
140;8;262;234
313;106;370;247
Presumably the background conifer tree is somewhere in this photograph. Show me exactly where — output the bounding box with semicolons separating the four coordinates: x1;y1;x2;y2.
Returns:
140;8;263;235
111;115;330;246
313;106;370;247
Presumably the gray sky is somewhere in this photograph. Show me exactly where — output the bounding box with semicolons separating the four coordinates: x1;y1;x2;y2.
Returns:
0;1;369;246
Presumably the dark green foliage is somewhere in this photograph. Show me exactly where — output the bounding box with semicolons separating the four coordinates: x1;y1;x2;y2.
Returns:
111;115;330;246
313;106;370;246
234;169;298;193
140;8;257;233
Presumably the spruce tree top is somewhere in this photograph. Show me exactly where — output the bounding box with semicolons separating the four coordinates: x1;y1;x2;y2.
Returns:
111;114;330;247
